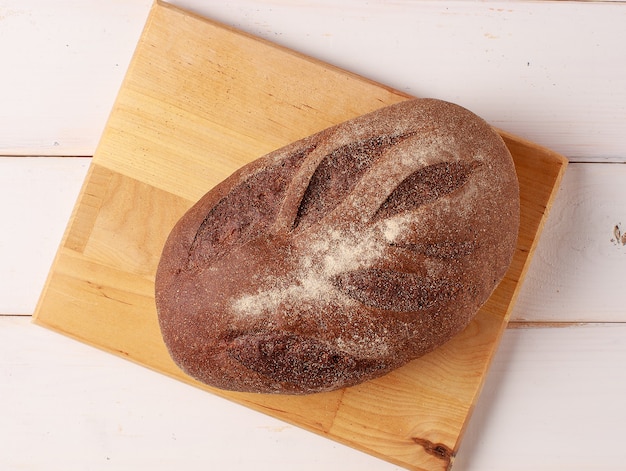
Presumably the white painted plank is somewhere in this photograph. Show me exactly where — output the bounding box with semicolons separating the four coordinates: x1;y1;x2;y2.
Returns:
0;0;152;155
455;323;626;471
0;157;90;314
2;317;624;470
0;316;404;471
2;158;625;323
1;1;625;161
512;163;626;323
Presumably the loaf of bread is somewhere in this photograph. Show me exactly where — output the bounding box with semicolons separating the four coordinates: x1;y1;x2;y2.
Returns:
155;98;520;394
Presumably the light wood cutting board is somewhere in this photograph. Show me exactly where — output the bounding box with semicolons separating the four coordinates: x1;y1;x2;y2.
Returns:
33;2;567;470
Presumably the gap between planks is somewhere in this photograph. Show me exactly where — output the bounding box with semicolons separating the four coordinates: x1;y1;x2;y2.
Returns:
3;312;624;330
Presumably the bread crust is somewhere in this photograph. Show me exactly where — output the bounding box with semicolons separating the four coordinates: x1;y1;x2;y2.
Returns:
155;98;520;394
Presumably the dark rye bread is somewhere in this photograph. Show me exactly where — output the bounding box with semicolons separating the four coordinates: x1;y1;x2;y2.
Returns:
155;98;520;395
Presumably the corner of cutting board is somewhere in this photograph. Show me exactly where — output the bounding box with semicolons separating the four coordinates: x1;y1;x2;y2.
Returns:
151;0;413;103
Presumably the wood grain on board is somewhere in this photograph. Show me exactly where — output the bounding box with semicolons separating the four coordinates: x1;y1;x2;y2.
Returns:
33;2;567;470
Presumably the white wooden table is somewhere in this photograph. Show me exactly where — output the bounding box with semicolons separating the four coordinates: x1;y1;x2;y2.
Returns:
1;1;625;470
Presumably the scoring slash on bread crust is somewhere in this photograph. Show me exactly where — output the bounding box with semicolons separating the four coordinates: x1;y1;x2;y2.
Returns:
155;98;520;395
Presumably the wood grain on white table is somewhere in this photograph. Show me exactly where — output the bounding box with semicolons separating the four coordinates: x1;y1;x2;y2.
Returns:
3;157;624;323
2;316;625;471
513;163;626;323
1;1;626;470
1;0;625;161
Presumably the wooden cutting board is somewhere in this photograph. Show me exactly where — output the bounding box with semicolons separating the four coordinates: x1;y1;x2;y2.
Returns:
33;2;567;470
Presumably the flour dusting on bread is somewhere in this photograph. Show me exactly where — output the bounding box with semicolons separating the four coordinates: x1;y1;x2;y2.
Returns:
232;225;386;318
